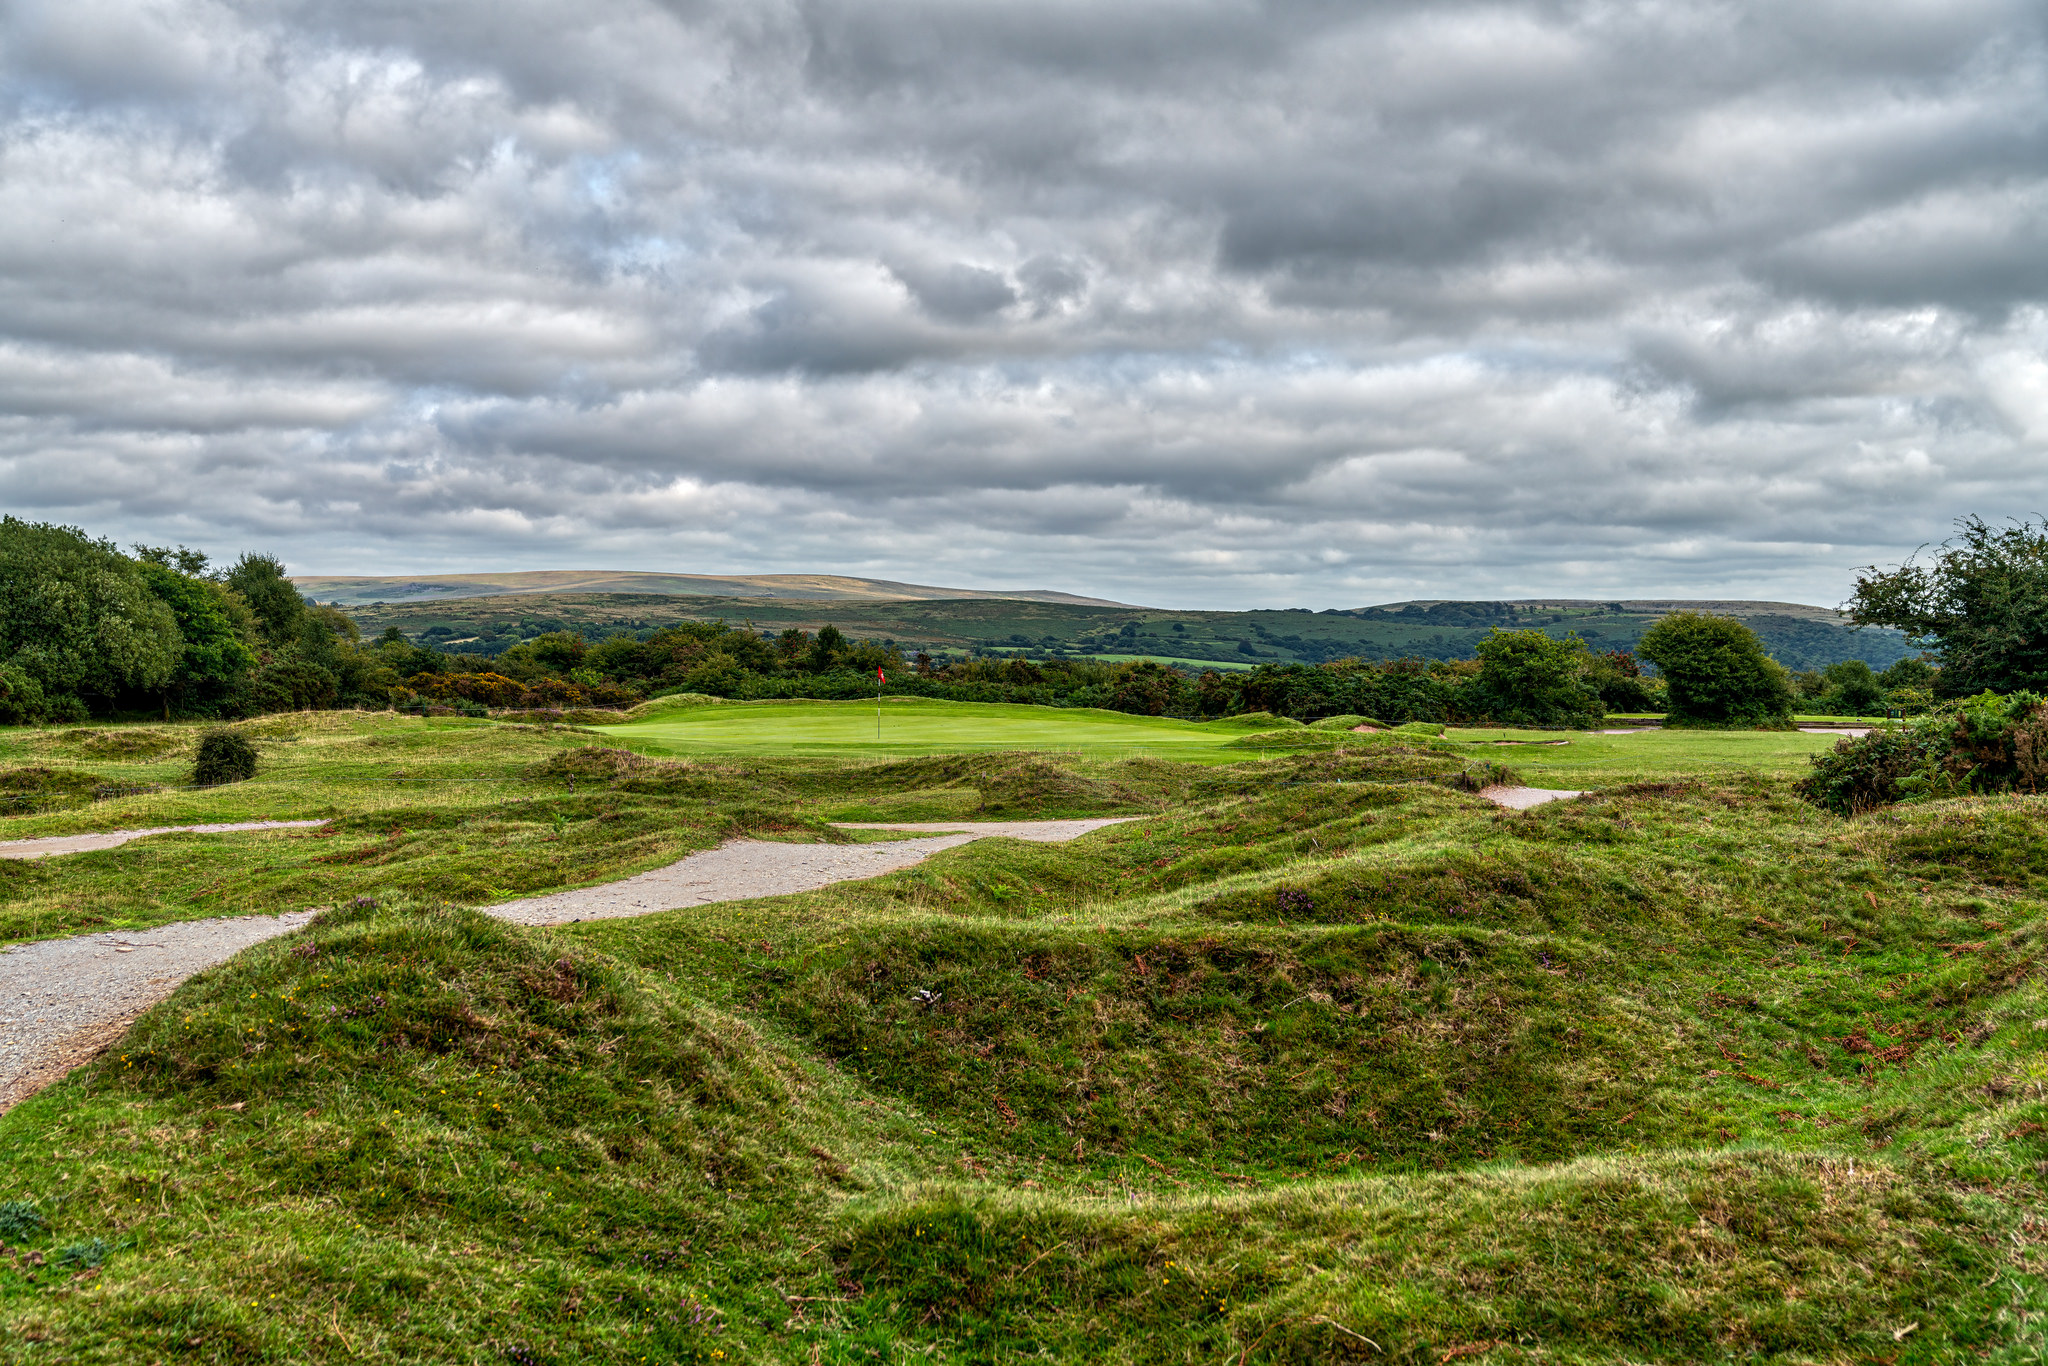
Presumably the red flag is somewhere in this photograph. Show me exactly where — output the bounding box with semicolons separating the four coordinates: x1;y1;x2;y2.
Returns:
877;668;886;683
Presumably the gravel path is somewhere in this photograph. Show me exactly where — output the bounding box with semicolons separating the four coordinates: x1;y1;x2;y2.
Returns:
487;819;1134;926
0;910;320;1113
0;820;329;860
0;817;1134;1113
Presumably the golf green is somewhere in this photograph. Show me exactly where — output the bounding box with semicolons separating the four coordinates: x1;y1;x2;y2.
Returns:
594;697;1252;758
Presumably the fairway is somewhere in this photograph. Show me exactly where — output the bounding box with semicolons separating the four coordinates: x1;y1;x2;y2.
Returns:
596;696;1252;758
1444;724;1853;785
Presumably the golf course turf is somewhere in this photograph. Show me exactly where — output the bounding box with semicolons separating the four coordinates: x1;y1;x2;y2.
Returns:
0;705;2042;1363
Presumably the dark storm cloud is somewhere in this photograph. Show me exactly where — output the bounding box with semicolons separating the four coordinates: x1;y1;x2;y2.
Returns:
1;0;2045;606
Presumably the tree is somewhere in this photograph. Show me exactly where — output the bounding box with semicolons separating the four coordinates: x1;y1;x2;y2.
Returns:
1108;661;1186;716
1821;660;1885;716
0;517;182;717
132;557;256;715
223;553;307;645
1467;629;1603;727
1847;516;2048;696
1635;612;1794;727
808;624;847;673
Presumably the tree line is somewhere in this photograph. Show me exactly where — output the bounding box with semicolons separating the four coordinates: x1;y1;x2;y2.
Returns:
6;513;2036;729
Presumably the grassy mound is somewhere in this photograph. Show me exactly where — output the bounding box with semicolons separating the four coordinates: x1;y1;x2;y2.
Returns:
1307;713;1386;731
52;727;187;760
843;1149;2029;1363
0;900;905;1361
622;692;724;720
0;765;108;818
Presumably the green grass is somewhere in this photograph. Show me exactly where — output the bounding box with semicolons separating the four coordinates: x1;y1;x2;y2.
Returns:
1442;726;1853;786
2;709;2045;1363
595;696;1264;760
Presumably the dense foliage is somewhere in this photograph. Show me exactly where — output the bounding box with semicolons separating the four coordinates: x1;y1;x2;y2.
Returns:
0;522;393;722
1848;515;2048;696
1798;688;2048;814
1637;611;1796;727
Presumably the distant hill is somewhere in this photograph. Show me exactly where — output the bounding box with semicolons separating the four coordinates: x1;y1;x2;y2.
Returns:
333;582;1912;674
290;570;1131;609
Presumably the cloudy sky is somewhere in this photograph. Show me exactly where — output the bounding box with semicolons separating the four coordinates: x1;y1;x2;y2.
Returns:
2;1;2044;609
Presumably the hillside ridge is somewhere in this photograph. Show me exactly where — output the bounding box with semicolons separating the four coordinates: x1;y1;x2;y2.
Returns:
290;569;1134;608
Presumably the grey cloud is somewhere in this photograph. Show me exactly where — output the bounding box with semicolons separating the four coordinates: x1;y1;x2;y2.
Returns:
1;0;2046;608
891;262;1017;323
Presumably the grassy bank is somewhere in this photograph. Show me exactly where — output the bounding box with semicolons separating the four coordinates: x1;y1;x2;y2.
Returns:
1;713;2044;1362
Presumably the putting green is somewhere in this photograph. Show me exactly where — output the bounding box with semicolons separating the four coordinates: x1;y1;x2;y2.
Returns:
594;697;1252;759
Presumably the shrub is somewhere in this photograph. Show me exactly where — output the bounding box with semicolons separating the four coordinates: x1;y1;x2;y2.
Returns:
1585;650;1663;713
1797;690;2048;814
192;727;259;787
1636;612;1794;727
1796;728;1930;814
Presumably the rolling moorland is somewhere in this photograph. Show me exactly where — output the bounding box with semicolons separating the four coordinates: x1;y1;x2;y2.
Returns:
319;583;1913;673
0;700;2042;1363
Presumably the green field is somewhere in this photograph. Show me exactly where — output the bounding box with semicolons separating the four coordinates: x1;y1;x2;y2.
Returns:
2;707;2043;1363
598;697;1263;760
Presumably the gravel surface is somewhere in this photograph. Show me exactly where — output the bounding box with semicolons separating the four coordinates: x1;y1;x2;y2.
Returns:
1479;785;1586;810
486;819;1134;925
0;817;1134;1112
0;910;320;1113
0;820;329;860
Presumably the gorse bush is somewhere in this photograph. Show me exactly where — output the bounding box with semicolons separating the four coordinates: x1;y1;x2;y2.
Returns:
191;727;259;786
1798;689;2048;813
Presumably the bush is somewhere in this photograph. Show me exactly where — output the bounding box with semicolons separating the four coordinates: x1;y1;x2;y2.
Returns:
191;727;259;787
1585;650;1663;713
1797;690;2048;814
1636;612;1794;727
1796;728;1929;814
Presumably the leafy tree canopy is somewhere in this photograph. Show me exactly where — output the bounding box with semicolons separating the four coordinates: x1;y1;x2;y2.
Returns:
0;517;182;711
1468;628;1603;727
132;557;256;699
224;552;307;645
1847;516;2048;697
1635;611;1794;727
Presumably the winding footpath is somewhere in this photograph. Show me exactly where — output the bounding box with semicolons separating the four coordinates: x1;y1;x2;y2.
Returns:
0;789;1589;1114
0;819;1132;1113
